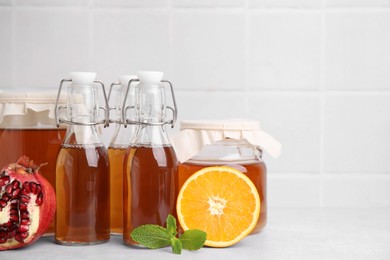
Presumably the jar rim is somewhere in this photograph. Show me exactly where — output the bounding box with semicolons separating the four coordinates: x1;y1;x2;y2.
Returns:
186;138;263;163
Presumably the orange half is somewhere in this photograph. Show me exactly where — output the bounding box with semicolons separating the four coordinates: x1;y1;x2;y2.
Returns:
176;166;260;247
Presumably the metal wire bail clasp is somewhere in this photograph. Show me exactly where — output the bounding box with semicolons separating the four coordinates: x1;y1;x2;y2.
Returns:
122;78;178;128
55;77;110;128
108;75;138;125
162;79;178;128
108;81;122;125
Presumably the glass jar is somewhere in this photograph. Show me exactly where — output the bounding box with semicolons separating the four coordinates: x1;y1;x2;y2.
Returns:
172;119;281;234
0;89;67;235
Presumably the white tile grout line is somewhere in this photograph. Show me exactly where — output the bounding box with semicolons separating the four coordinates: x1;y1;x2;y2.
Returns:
168;0;173;78
319;0;326;207
244;0;250;117
11;0;15;88
245;7;390;13
88;0;94;72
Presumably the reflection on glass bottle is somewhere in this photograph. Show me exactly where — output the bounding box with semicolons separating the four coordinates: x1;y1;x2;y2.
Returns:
55;72;110;245
122;71;179;245
107;75;137;235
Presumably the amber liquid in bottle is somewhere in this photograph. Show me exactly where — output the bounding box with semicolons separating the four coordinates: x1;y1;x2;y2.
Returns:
0;128;66;234
123;145;179;245
178;161;267;233
107;146;127;235
55;145;110;244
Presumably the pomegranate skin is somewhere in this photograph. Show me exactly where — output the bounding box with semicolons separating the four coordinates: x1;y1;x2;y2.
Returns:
0;156;56;251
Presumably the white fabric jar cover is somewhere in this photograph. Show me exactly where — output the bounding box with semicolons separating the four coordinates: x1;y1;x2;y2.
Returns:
170;119;282;163
0;89;66;128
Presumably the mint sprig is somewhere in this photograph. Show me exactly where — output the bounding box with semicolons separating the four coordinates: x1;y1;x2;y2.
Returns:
130;214;207;254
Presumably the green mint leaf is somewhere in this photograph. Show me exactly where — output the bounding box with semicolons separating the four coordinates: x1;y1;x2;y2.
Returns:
166;214;177;237
171;236;183;254
129;216;207;254
179;229;207;250
131;224;171;249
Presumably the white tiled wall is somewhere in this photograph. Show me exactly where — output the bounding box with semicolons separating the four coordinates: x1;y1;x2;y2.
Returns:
1;0;390;208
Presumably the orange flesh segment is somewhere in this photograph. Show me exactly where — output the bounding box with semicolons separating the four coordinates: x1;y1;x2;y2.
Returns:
177;166;260;247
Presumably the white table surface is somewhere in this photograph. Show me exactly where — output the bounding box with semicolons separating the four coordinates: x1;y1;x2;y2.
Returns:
2;208;390;260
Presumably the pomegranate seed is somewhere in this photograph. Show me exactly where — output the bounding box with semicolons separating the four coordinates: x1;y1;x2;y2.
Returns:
12;188;21;198
18;225;29;233
21;188;30;196
14;234;24;243
10;214;19;222
1;193;11;201
21;218;31;225
7;229;16;239
12;180;19;189
0;200;6;208
9;208;18;215
0;176;10;186
35;184;42;195
20;195;30;203
30;182;37;194
35;192;43;206
23;181;30;192
5;183;13;194
19;203;28;210
20;211;29;219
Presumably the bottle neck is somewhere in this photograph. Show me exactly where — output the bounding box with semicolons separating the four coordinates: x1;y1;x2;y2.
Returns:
63;125;103;146
135;83;167;125
131;124;171;147
109;123;135;148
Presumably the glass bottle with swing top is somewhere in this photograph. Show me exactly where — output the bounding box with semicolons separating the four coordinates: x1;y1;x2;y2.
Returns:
122;71;179;245
107;75;137;235
54;72;110;245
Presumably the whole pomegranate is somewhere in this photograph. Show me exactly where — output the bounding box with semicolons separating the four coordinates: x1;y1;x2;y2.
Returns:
0;156;56;250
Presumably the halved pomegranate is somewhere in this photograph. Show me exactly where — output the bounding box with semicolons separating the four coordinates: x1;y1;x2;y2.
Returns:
0;156;56;250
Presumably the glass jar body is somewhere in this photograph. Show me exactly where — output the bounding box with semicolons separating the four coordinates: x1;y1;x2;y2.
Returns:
178;138;267;233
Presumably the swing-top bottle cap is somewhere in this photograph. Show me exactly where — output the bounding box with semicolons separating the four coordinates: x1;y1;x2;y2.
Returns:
137;71;163;84
70;72;96;85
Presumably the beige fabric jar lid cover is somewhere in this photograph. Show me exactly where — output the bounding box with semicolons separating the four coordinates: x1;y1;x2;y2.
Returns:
170;119;282;162
0;89;66;127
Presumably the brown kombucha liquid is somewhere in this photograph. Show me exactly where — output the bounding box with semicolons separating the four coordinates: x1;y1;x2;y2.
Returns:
0;128;66;234
107;146;127;235
123;145;178;245
178;161;267;233
55;144;110;245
